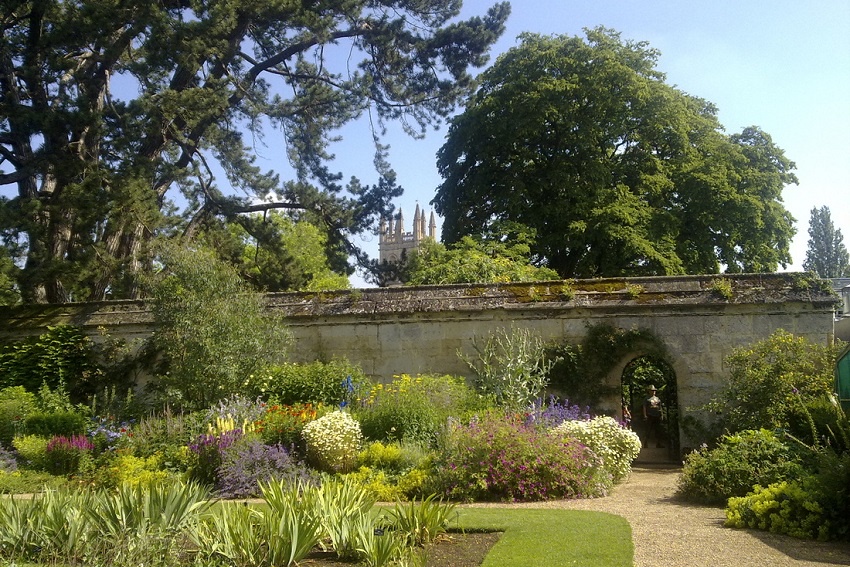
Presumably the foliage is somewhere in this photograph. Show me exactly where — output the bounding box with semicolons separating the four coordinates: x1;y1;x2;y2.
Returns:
44;435;94;476
145;243;291;409
677;429;806;504
709;277;734;300
553;417;642;483
256;402;325;452
803;206;850;277
404;223;559;285
348;441;435;500
128;409;205;460
90;454;173;489
434;28;797;278
302;410;363;473
726;480;831;540
24;410;88;438
216;439;319;499
199;212;352;293
0;481;211;565
386;494;457;547
547;324;669;409
261;359;368;406
0;0;509;303
313;477;378;561
204;394;268;431
706;330;841;433
0;325;105;402
356;374;488;445
0;469;66;494
461;327;552;412
11;435;49;471
433;412;606;502
0;386;36;448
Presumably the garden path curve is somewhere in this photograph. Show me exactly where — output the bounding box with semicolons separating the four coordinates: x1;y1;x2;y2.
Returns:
464;466;850;567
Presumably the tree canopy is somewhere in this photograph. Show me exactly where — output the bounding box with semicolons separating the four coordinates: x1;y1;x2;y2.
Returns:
404;222;558;285
803;206;849;278
0;0;509;303
433;29;798;278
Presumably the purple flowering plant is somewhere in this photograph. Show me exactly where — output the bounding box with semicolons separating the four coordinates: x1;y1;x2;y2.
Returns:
188;428;244;486
434;412;608;502
524;395;591;429
45;434;94;475
0;445;17;472
216;439;319;498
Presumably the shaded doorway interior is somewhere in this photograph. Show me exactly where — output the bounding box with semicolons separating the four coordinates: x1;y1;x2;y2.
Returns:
622;355;679;461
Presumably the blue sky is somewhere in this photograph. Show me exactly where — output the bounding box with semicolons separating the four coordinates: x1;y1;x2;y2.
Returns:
339;0;850;284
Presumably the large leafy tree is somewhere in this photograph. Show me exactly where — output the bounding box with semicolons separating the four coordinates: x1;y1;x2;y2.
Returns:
803;206;849;278
0;0;509;303
404;222;559;284
433;29;797;278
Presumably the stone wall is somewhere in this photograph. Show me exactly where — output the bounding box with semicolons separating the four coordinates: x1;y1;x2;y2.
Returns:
0;273;838;439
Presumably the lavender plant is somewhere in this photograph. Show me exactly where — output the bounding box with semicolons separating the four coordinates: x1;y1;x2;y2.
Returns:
188;428;243;486
216;439;319;499
525;396;591;428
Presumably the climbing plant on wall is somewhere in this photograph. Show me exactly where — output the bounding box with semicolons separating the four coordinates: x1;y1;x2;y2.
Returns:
546;324;670;409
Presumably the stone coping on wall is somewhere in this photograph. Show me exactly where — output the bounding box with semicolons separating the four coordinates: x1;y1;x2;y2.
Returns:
0;272;838;338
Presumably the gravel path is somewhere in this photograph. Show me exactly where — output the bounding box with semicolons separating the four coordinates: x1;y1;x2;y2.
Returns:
465;466;850;567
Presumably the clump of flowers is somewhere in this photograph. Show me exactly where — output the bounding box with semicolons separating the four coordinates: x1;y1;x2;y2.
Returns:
216;439;319;498
434;412;607;502
524;396;591;428
255;402;323;452
45;434;95;475
553;416;641;484
188;428;244;486
302;410;362;473
88;416;133;452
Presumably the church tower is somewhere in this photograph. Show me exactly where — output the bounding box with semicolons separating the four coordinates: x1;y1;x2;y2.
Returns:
379;204;437;264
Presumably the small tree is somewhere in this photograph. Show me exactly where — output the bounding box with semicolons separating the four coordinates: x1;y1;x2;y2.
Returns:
146;243;290;409
803;206;850;278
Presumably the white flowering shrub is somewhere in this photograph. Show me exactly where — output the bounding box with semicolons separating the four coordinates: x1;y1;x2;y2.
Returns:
302;410;363;473
553;416;641;482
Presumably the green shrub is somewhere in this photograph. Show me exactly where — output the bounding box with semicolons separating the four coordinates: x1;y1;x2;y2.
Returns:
677;429;805;504
0;325;105;403
706;330;841;433
24;410;88;438
348;441;435;500
0;386;37;448
355;374;488;445
260;359;368;406
44;435;94;476
129;409;206;459
553;416;642;482
302;410;362;473
11;435;49;471
91;454;173;489
0;469;66;494
726;479;831;540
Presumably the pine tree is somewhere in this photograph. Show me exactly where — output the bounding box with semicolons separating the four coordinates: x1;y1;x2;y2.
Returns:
803;206;850;278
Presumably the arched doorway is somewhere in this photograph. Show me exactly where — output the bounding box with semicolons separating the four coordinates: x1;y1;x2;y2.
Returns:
622;355;679;460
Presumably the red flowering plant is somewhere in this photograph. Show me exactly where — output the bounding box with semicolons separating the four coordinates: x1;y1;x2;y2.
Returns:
254;402;326;456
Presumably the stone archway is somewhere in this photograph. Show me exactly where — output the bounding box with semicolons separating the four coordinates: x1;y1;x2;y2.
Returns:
621;355;679;461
